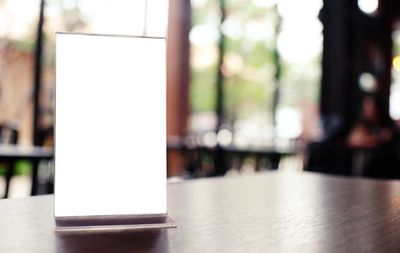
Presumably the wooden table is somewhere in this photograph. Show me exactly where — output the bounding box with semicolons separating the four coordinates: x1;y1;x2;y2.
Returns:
1;171;400;252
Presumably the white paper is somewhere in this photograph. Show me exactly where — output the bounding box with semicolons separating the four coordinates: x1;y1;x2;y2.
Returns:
55;33;166;217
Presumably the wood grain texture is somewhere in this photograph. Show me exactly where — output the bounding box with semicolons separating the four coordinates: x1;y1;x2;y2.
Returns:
1;171;400;252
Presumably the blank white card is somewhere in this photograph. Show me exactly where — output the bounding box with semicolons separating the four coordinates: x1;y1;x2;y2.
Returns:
55;33;166;217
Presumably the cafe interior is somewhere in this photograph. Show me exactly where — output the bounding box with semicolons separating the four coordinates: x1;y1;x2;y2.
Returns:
1;0;400;198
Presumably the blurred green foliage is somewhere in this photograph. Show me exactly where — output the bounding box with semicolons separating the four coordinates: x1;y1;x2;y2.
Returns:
190;0;278;119
0;160;31;176
190;0;321;133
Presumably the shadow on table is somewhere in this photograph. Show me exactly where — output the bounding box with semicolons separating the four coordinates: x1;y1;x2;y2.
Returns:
55;229;169;253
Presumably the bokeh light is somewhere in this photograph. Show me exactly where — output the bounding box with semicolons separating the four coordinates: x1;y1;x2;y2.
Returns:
357;0;379;15
392;56;400;71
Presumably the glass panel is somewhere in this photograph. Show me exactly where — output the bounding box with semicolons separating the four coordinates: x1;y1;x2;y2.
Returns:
0;0;40;145
190;0;323;146
276;0;323;140
189;0;220;133
223;0;277;147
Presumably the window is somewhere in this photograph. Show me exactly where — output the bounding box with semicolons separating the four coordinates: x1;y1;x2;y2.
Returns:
189;0;323;148
0;0;40;145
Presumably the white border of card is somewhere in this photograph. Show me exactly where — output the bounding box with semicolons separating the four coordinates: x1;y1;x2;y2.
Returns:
55;32;175;231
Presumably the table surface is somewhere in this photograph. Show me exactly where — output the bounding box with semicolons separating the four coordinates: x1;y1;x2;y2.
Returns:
0;145;53;159
1;171;400;253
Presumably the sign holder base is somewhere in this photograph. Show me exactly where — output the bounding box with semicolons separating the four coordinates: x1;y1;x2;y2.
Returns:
55;214;176;232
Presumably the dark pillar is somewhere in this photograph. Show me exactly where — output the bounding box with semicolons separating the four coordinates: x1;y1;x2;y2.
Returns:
32;0;45;146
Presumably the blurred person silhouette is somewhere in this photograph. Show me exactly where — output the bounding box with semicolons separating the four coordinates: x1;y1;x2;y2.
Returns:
347;94;399;178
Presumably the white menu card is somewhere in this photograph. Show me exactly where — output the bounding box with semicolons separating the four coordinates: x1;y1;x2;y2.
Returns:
55;33;167;222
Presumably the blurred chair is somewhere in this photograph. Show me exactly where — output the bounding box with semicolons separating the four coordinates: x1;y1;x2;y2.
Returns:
34;126;54;195
306;114;400;179
0;123;19;198
306;139;352;175
305;115;353;175
0;123;18;144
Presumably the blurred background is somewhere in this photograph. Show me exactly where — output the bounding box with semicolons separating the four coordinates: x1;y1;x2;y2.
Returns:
1;0;400;198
